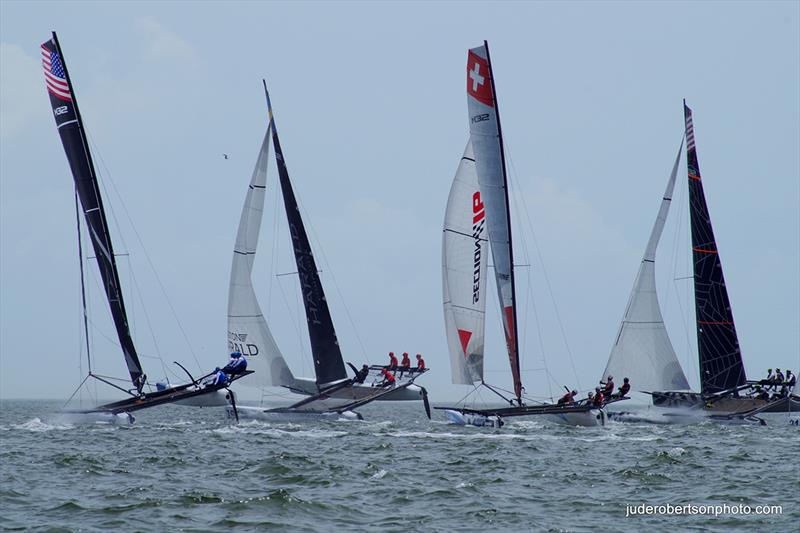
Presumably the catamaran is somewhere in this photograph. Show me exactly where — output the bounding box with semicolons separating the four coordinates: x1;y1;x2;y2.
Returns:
603;102;798;421
225;82;430;421
437;42;625;428
43;32;248;424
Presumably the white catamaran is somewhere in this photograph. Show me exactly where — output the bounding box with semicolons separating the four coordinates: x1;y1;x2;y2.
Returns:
437;42;623;428
225;82;430;421
44;32;248;424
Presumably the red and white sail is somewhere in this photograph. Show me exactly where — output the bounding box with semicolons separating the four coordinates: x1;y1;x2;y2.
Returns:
227;126;294;388
466;43;522;399
443;140;487;384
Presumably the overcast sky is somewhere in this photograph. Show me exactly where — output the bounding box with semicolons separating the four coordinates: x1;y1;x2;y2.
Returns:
1;1;798;403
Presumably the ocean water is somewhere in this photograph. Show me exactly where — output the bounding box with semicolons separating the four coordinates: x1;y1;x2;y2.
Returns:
0;399;797;532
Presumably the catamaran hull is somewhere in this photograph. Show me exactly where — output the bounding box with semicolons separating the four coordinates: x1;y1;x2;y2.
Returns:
544;409;606;427
288;378;424;401
59;411;136;425
173;390;231;407
651;391;800;414
443;409;503;428
228;405;362;422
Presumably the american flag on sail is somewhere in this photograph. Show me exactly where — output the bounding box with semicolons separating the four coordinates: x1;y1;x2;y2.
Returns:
685;107;695;150
41;41;72;101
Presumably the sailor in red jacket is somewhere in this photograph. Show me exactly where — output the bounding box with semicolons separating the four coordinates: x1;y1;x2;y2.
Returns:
387;351;399;368
593;387;604;407
380;367;396;387
400;352;411;369
416;353;426;371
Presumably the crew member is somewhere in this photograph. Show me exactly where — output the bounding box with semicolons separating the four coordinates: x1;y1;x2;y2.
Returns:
207;367;227;387
416;353;426;371
601;375;614;397
775;368;785;391
617;377;631;398
387;351;399;369
222;351;248;376
593;387;604;407
353;364;370;384
558;390;578;405
400;352;411;369
380;367;396;387
781;370;796;397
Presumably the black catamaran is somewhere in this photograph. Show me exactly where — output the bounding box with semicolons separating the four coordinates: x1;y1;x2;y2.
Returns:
44;32;249;422
225;82;430;421
646;102;798;414
437;42;626;427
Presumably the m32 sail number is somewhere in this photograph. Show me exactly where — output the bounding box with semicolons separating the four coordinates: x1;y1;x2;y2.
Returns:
471;113;489;123
54;106;68;116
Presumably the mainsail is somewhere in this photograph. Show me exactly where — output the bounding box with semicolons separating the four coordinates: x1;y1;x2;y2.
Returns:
227;125;295;388
603;141;691;391
42;33;145;392
466;42;522;400
684;102;746;394
266;89;347;386
443;140;487;384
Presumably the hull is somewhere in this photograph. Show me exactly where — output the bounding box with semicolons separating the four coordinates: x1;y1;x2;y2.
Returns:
443;409;503;428
229;405;362;422
544;409;606;427
288;378;424;401
652;390;800;414
173;390;231;407
59;410;135;425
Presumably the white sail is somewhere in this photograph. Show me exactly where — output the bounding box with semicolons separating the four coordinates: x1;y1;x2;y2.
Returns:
227;127;294;388
602;141;691;391
443;140;487;384
466;43;522;398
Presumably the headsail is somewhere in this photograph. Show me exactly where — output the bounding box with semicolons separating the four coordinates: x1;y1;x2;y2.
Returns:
684;102;746;394
265;87;347;386
42;33;145;391
466;42;522;400
443;140;487;384
603;141;691;391
227;124;295;388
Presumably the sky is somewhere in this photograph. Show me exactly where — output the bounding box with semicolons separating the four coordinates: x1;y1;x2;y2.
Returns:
1;1;798;403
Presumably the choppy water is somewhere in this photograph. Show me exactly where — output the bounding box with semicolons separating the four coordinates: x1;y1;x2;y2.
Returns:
0;400;797;532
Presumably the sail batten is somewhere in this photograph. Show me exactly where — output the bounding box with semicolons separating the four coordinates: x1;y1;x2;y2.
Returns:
43;33;145;391
684;103;746;394
466;42;522;400
603;140;691;391
265;89;347;386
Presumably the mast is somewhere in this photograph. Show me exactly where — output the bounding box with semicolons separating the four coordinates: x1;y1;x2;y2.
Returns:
484;41;522;403
466;41;523;402
263;83;347;386
684;101;746;394
43;32;145;392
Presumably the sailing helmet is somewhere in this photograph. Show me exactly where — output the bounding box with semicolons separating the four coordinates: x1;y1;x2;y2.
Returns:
623;377;630;383
231;351;242;357
588;392;594;398
571;390;577;395
607;375;613;380
389;351;394;356
595;387;601;392
403;352;409;356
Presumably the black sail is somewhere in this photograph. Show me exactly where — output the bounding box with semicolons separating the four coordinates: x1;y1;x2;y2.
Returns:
266;88;347;386
42;33;145;391
684;102;746;394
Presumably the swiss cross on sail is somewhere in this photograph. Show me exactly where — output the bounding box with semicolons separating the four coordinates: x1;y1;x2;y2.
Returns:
467;51;494;108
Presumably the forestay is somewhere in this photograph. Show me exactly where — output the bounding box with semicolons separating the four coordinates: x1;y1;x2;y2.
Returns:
443;140;487;384
466;43;522;400
227;125;294;388
603;141;691;391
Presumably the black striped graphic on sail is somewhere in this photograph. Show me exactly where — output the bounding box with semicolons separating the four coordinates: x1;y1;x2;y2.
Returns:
42;33;145;391
266;89;347;386
684;102;746;394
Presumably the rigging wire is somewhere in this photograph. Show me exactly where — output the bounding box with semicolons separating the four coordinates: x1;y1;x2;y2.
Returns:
504;145;583;392
83;130;203;374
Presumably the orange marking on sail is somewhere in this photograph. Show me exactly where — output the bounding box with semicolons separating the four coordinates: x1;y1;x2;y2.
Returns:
688;174;701;181
692;247;718;254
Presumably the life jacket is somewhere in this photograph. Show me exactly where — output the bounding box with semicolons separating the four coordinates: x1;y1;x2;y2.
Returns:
594;392;604;405
603;381;614;394
389;354;399;366
401;354;411;367
417;357;426;370
384;370;396;383
619;383;630;396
